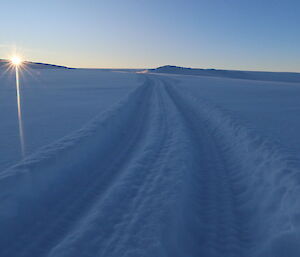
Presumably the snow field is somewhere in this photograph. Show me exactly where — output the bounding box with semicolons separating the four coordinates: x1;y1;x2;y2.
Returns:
0;71;300;256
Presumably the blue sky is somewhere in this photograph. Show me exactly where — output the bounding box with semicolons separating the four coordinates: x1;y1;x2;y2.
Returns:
1;0;299;71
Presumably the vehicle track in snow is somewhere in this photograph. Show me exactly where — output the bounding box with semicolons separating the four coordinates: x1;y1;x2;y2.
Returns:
45;76;252;257
163;79;251;257
0;74;291;257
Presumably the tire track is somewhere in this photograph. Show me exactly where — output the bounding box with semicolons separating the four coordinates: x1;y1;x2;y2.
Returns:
162;78;251;257
100;78;176;257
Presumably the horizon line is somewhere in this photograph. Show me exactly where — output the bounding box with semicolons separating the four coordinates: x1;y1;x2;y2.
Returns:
1;58;300;74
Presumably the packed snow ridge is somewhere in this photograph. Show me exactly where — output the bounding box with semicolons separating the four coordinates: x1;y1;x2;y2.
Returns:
1;68;300;257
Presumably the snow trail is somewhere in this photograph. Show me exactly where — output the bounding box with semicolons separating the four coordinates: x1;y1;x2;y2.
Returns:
0;75;300;256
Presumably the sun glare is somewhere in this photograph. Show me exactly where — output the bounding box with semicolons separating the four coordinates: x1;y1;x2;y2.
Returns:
11;56;22;66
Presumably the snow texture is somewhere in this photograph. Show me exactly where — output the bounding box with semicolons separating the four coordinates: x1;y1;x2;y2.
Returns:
1;67;300;256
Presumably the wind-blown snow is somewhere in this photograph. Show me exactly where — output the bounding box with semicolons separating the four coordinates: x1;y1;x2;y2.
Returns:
1;68;300;256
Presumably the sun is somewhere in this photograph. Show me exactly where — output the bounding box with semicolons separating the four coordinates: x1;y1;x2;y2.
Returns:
11;56;22;66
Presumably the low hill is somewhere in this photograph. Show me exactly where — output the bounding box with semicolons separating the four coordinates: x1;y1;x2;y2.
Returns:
147;65;300;83
0;59;73;69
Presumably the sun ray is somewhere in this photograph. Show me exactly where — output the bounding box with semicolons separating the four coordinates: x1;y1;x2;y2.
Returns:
8;53;26;157
15;65;26;157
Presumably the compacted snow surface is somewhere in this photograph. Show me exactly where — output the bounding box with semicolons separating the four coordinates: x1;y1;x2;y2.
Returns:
1;67;300;257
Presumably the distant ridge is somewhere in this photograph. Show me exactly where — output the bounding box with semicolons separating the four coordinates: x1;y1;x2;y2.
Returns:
146;65;300;83
0;59;74;69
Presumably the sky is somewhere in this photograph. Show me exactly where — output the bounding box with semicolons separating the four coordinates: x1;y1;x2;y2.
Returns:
1;0;300;71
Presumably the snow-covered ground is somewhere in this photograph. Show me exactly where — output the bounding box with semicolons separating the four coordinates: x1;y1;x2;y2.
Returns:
1;67;300;257
0;69;139;170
